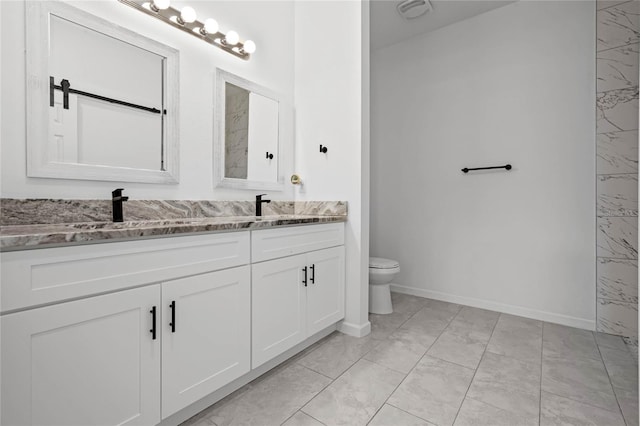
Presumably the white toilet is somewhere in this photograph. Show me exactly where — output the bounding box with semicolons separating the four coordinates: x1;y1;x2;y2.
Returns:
369;257;400;314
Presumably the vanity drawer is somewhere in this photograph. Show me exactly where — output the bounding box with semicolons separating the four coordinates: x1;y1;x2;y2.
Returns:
251;223;344;263
1;231;250;313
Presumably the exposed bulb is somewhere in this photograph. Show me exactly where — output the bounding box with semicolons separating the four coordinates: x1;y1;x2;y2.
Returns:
225;30;239;45
180;6;197;23
242;40;256;54
203;18;219;34
151;0;170;10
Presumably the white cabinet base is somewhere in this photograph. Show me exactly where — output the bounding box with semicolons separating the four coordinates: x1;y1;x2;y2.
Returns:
1;286;161;426
251;255;307;369
161;267;251;419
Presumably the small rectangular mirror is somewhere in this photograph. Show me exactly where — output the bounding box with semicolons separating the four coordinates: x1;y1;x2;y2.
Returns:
215;69;286;191
26;1;179;184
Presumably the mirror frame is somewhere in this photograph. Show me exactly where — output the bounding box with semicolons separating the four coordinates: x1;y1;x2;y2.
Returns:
214;68;287;191
26;1;180;184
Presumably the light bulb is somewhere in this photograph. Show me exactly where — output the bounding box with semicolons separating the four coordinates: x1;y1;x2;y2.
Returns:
203;18;219;34
151;0;170;10
242;40;256;54
180;6;197;23
225;30;239;45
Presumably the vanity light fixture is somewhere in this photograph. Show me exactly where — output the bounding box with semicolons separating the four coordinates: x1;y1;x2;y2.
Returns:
118;0;256;60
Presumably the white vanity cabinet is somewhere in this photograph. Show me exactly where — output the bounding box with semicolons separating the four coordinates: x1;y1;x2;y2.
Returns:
0;222;345;425
1;285;162;426
251;223;345;368
161;266;250;419
1;232;251;426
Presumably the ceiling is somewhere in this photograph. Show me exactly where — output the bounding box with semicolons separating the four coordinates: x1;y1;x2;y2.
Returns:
370;0;516;51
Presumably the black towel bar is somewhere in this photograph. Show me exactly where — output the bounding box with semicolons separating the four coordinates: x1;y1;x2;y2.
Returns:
462;164;512;173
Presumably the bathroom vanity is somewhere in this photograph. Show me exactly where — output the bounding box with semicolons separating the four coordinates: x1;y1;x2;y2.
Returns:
0;216;346;426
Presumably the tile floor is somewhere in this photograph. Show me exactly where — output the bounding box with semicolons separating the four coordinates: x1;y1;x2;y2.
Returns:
182;293;639;426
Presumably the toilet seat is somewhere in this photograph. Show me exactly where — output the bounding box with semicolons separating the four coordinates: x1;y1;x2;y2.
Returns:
369;257;399;269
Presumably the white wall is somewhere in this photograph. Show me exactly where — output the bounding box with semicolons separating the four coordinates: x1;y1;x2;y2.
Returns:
371;1;597;328
295;1;370;336
1;0;295;200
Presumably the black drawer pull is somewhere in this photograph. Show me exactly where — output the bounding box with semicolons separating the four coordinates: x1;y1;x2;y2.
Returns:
310;264;315;284
169;301;176;333
302;266;308;287
150;306;157;340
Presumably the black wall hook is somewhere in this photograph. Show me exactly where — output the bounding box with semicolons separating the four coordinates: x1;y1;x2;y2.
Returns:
266;152;274;159
319;145;328;153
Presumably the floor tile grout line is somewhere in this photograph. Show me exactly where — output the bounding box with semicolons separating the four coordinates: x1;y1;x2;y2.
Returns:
450;311;502;425
541;326;632;417
301;302;430;426
364;309;435;424
294;364;340;425
542;389;628;417
288;407;328;426
384;402;435;425
592;331;630;424
366;301;461;425
296;362;340;381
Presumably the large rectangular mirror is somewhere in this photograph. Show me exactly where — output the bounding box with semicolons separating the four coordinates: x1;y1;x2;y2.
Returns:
26;1;179;184
214;69;286;191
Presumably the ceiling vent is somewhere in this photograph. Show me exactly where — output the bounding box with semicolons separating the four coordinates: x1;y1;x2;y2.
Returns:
396;0;432;20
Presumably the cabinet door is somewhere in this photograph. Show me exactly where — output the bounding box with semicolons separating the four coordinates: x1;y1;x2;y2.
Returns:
161;266;250;419
307;246;345;336
1;286;161;426
252;254;307;368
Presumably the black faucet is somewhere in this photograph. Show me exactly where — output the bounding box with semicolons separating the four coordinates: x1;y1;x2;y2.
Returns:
255;194;271;217
112;188;129;222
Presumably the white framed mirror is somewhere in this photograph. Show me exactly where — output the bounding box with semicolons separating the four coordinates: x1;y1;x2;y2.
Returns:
214;69;287;191
26;1;180;184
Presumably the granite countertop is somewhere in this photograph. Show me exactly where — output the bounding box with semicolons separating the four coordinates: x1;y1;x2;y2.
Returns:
0;199;348;252
0;214;347;251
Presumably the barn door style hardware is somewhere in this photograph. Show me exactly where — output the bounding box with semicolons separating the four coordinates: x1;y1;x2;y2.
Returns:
49;76;164;114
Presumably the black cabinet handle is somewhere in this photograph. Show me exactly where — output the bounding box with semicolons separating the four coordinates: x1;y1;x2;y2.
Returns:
266;152;274;160
169;301;176;333
302;266;308;287
150;306;157;340
310;264;315;284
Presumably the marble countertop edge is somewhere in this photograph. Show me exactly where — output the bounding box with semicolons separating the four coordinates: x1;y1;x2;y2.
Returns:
0;215;347;252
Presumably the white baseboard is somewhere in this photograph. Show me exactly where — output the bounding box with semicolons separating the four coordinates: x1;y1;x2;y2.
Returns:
390;284;595;331
338;320;372;337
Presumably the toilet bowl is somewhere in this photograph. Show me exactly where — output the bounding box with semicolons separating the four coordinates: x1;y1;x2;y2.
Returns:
369;257;400;314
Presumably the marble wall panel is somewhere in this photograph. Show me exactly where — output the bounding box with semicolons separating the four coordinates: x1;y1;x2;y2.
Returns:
597;87;640;133
597;44;639;92
597;1;640;52
597;298;638;337
597;217;638;259
597;130;639;174
596;0;639;342
598;258;639;303
597;174;638;216
598;1;634;11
